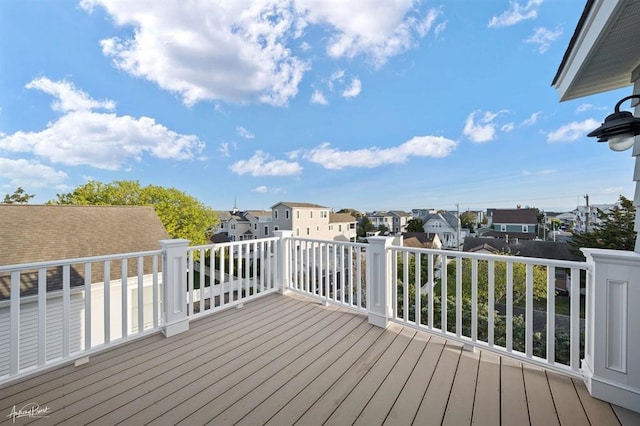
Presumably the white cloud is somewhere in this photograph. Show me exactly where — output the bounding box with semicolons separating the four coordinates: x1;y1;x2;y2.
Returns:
463;110;509;143
230;150;302;176
488;0;543;28
525;26;562;53
311;89;328;105
501;123;515;132
82;1;310;107
25;77;115;112
521;111;541;126
522;169;556;176
297;2;445;67
236;126;255;139
341;78;361;98
0;77;204;170
219;142;230;157
253;185;269;193
81;1;441;106
546;118;599;143
301;136;456;169
0;157;68;188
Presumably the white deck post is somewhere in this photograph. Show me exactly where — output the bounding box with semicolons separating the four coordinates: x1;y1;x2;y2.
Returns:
581;248;640;412
366;236;394;328
160;239;190;337
275;230;293;294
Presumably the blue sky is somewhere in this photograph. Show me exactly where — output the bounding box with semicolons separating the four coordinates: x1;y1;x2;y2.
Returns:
0;0;636;213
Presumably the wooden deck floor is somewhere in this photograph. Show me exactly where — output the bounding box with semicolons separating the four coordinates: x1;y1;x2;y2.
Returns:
0;292;637;425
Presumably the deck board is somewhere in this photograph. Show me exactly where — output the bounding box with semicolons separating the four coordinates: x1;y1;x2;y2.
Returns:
0;292;637;426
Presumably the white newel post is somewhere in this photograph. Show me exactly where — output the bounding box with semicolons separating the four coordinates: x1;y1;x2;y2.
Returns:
274;230;293;294
581;248;640;412
160;239;190;337
366;236;394;328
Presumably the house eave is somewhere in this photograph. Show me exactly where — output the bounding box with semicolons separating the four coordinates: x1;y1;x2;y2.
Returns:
553;0;640;101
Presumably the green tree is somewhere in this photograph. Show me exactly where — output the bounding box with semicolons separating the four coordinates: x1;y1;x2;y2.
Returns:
357;216;375;237
377;224;389;234
405;218;424;233
3;187;35;204
569;195;636;255
446;255;548;304
52;180;218;245
459;211;475;230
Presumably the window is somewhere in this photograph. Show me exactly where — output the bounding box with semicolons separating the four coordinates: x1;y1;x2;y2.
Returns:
296;210;299;219
500;224;506;232
310;211;313;218
522;225;528;233
350;223;355;229
296;228;299;236
254;223;257;230
231;223;236;230
316;225;320;231
306;227;310;235
339;224;342;232
274;226;279;231
321;211;328;218
221;222;225;228
274;210;278;219
285;210;290;219
264;225;269;235
329;225;333;231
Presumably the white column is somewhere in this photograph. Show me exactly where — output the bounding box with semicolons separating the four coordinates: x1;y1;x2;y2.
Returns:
274;230;293;294
631;65;640;252
160;239;190;337
366;236;394;328
581;248;640;412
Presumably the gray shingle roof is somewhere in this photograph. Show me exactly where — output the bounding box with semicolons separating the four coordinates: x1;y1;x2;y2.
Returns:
492;209;538;224
0;205;169;299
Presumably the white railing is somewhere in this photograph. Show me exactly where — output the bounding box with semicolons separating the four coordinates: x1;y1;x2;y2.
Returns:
0;235;592;381
0;250;162;382
185;237;279;319
286;237;368;313
388;245;588;375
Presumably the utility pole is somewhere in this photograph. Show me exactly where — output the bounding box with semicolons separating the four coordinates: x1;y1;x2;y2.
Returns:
584;194;590;232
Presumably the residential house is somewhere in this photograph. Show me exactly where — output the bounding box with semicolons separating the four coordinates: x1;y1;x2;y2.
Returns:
366;211;393;233
399;232;442;250
0;205;169;371
271;202;356;241
412;209;462;249
214;208;272;241
389;210;411;234
572;203;615;233
483;208;538;241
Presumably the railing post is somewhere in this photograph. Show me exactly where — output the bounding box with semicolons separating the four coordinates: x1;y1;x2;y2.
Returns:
160;239;190;337
275;231;293;294
366;236;394;328
581;248;640;412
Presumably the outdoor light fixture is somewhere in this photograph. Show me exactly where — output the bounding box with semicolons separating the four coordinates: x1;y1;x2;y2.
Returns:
587;94;640;151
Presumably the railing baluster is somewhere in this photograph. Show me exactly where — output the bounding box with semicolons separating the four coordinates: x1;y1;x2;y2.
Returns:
138;256;144;333
547;266;555;364
10;271;20;375
570;267;580;371
441;254;448;334
403;251;409;321
104;260;110;344
456;256;462;338
39;267;47;364
121;259;127;339
506;260;513;352
84;264;91;351
525;263;533;358
415;253;421;327
472;258;478;342
488;260;495;347
63;264;70;358
153;255;159;328
428;253;434;329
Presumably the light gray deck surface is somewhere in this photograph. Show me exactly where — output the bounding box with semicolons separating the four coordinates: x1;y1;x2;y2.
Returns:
0;292;636;425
